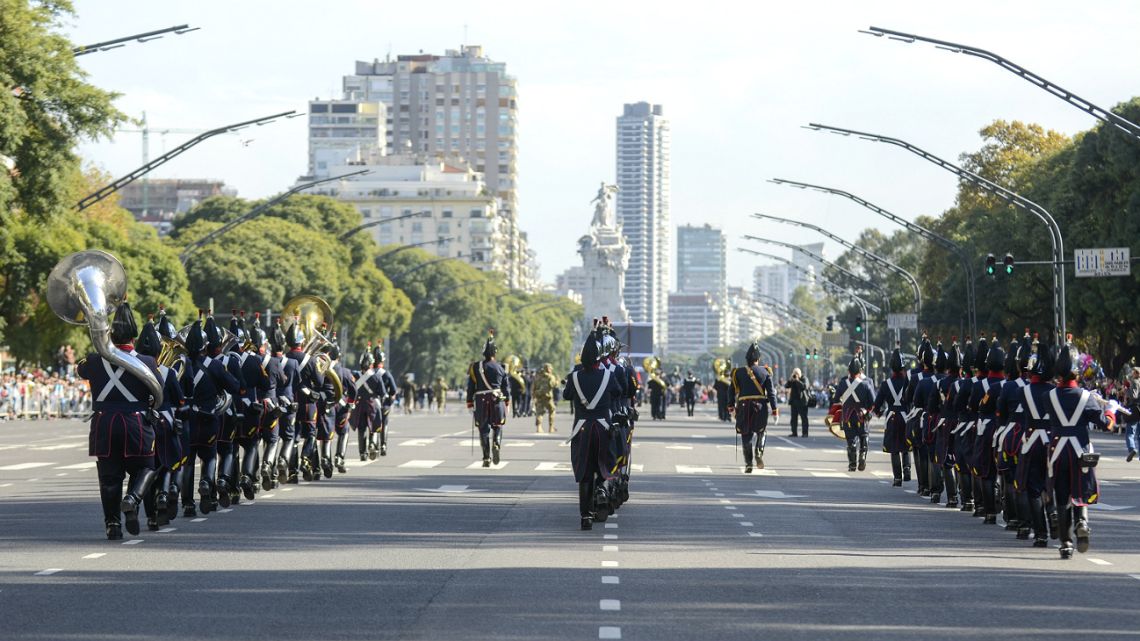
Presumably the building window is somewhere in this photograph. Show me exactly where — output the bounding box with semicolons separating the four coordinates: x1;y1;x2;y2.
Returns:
311;104;329;113
470;208;483;218
331;104;356;113
441;209;453;218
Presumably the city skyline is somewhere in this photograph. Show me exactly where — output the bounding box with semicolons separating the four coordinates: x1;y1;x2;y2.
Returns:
67;1;1140;289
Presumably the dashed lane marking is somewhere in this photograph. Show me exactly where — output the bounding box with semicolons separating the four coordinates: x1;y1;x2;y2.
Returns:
398;438;435;447
732;513;744;518
603;545;619;552
0;462;55;471
690;435;708;438
0;483;12;488
261;493;275;498
82;553;106;559
747;532;764;537
505;441;535;447
604;523;618;529
34;568;62;576
30;442;87;451
399;460;444;469
602;576;620;584
740;521;754;526
466;461;510;470
281;487;294;492
535;462;572;472
776;436;806;449
599;626;622;639
676;465;713;474
719;499;731;504
123;539;143;545
56;473;68;477
602;561;619;568
1088;558;1112;566
191;518;207;523
714;493;725;497
599;599;621;611
604;534;618;540
810;472;850;478
872;471;893;477
159;528;177;533
666;445;694;450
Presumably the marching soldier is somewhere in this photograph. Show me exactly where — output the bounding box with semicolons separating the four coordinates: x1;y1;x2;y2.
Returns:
874;345;911;485
714;362;732;422
329;339;356;474
349;345;378;460
953;336;982;514
647;367;667;420
908;338;936;497
287;319;335;483
215;311;248;507
238;313;278;500
466;331;510;467
563;325;621;530
263;320;297;491
968;336;1006;524
370;344;398;458
155;308;190;523
832;347;876;473
1045;336;1115;558
134;315;186;530
533;363;560;433
681;371;698;417
916;340;946;502
1017;334;1056;547
995;334;1030;534
727;343;778;473
930;339;962;508
78;301;161;539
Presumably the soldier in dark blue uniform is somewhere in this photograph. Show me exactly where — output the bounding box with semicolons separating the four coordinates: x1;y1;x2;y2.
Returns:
155;308;190;522
238;313;278;500
214;311;248;507
283;319;335;483
681;371;698;417
350;346;379;460
995;334;1030;535
968;336;1006;524
597;322;634;511
134;315;186;530
563;327;622;530
262;320;296;490
727;343;778;473
917;340;946;502
466;332;510;467
78;301;162;539
909;338;938;497
1045;337;1115;559
308;325;340;480
1016;335;1056;547
714;362;731;422
328;338;356;474
953;336;983;515
874;345;911;485
930;339;962;508
831;348;876;472
369;344;398;458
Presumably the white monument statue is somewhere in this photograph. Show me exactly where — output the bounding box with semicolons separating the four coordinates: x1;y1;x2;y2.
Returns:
578;182;630;324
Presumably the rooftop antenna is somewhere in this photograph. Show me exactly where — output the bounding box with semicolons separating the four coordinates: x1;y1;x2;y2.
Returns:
463;23;468;46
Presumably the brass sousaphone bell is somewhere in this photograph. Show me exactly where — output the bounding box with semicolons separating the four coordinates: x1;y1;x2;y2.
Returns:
281;294;343;399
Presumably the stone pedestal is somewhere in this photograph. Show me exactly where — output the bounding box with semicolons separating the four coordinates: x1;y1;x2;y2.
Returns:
577;223;630;325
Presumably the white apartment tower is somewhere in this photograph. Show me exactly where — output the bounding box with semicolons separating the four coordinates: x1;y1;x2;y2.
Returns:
343;46;533;289
616;102;670;349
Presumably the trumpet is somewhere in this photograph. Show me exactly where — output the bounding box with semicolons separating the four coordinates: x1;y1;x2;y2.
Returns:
46;250;164;409
282;294;343;400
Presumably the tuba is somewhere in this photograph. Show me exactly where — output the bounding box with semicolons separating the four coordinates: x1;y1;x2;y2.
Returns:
712;358;728;379
504;354;522;375
47;250;164;409
155;308;188;381
281;294;343;400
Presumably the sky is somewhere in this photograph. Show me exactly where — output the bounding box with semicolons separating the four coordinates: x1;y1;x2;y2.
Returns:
67;0;1140;289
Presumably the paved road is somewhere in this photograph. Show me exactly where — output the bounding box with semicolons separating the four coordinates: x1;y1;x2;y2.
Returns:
3;406;1139;640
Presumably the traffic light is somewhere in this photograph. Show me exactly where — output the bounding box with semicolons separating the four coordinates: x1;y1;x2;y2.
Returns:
826;315;835;331
812;348;818;360
855;316;864;334
804;349;811;360
985;253;996;276
1003;253;1014;274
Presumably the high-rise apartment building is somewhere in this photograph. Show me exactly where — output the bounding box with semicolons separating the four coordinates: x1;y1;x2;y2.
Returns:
616;102;670;349
676;223;725;299
342;46;532;289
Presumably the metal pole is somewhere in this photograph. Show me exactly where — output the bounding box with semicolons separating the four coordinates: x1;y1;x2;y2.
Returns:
73;24;198;56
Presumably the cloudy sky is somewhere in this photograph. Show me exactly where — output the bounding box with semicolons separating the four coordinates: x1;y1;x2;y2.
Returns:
68;1;1140;287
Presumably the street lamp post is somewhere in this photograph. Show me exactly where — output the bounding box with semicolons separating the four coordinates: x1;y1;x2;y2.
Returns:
73;24;199;56
860;26;1140;143
342;211;435;242
79;110;298;211
388;255;460;286
769;178;976;336
179;169;370;265
805;122;1066;344
736;246;883;314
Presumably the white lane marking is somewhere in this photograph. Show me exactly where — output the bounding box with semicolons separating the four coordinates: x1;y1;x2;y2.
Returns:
30;442;87;451
504;441;535;447
34;568;63;576
419;485;485;494
743;490;806;499
0;462;55;471
714;493;725;497
676;465;713;474
723;506;736;510
82;553;106;559
602;545;619;552
904;489;917;494
776;436;805;449
217;508;233;513
282;487;294;492
1088;558;1112;566
399;438;435;447
879;480;890;484
466;461;509;470
399;460;444;469
666;445;693;450
601;561;619;568
159;528;177;533
261;493;276;498
56;473;68;477
747;532;764;537
811;472;850;478
599;626;622;640
535;461;572;471
691;434;708;438
719;499;731;504
191;518;207;523
27;478;39;481
709;487;719;491
599;599;621;611
872;471;893;477
602;575;620;584
0;483;12;488
630;464;644;472
1129;574;1140;581
739;468;779;476
604;534;618;540
604;523;618;529
740;521;754;526
123;539;143;545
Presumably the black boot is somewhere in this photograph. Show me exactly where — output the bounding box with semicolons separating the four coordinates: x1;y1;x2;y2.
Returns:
491;428;502;465
335;434;349;473
846;445;857;472
857;439;868;471
480;433;491;467
121;468;156;536
1058;506;1075;558
902;466;912;482
106;521;123;541
320;441;334;478
1074;507;1090;553
379;427;388;456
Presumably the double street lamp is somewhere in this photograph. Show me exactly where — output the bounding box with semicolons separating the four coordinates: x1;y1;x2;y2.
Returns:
741;235;892;312
73;24;199;57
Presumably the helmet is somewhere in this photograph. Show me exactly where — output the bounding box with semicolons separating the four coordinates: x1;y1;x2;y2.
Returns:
247;313;268;350
918;335;934;369
1027;334;1052;378
580;331;601;367
136;317;162;358
848;348;864;375
285;318;304;348
1017;332;1034;371
185;311;207;356
156;305;179;341
372;342;386;365
228;310;246;348
359;342;375;370
110;300;138;344
268;318;286;353
961;336;975;376
973;335;989;373
326;343;341;362
1004;337;1019;376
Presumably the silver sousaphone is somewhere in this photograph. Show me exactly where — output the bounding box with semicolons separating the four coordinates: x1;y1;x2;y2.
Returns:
47;250;164;409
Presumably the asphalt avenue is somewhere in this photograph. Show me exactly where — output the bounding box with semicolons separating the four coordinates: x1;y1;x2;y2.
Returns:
3;407;1140;640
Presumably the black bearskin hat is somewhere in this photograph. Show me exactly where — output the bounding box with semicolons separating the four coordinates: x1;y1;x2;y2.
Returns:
185;311;207;355
1028;334;1052;378
947;338;962;372
269;319;286;354
961;336;975;375
482;329;497;359
285;317;304;348
934;339;947;372
1004;337;1019;376
889;343;904;373
973;335;989;372
247;313;267;350
918;335;934;369
110;300;138;344
372;342;386;365
1017;331;1034;371
156;305;179;341
204;312;222;350
580;330;601;367
1055;334;1080;379
359;342;375;370
848;347;864;375
985;336;1005;372
745;342;761;365
136;317;162;358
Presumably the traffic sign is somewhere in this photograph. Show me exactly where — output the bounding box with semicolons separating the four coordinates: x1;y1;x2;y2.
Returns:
887;313;918;330
1074;248;1130;278
821;331;847;347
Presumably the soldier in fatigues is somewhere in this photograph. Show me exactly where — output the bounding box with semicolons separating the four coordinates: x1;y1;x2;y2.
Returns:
466;332;510;467
532;363;559;433
832;348;876;472
564;326;621;530
1044;337;1116;558
727;343;778;474
78;301;162;539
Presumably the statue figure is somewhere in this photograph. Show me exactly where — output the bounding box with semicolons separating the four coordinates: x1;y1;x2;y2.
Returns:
590;182;619;228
